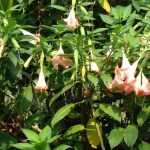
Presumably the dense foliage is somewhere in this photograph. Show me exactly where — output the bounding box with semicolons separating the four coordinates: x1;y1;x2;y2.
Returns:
0;0;150;150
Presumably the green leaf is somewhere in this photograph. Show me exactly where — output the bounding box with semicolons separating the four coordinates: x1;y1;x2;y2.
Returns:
111;6;123;20
98;0;111;13
74;49;79;76
12;143;35;150
8;51;18;66
86;119;105;150
100;73;112;87
0;0;13;11
0;132;17;144
35;142;50;150
49;82;75;106
64;124;85;137
51;103;75;127
17;85;33;113
100;14;113;24
54;144;71;150
47;135;61;144
137;111;149;127
138;142;150;150
87;74;99;87
122;5;132;20
132;0;140;11
11;37;20;49
50;5;66;11
22;129;40;143
99;104;121;122
39;126;51;142
108;128;124;149
124;125;138;147
80;6;88;15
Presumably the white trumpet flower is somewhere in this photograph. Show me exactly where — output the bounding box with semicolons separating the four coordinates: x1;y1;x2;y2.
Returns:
35;69;48;93
63;8;79;31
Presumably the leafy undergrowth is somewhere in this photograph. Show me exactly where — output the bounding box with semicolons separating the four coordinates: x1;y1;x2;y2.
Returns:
0;0;150;150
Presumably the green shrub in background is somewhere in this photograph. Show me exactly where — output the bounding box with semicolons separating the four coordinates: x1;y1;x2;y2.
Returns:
0;0;150;149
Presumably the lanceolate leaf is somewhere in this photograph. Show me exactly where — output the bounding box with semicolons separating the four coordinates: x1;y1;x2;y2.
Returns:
99;104;121;122
39;126;51;142
49;82;75;106
54;144;71;150
22;129;40;143
47;135;61;144
64;124;85;137
51;103;75;127
12;143;35;150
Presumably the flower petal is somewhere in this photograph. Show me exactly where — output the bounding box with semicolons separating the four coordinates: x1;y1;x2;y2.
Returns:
63;8;79;31
35;70;48;92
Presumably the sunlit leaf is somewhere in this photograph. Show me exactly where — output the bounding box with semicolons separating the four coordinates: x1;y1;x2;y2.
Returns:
22;129;40;143
108;128;124;149
12;143;35;150
124;125;138;147
51;103;75;127
64;124;85;137
86;119;105;150
39;126;51;142
98;0;111;13
54;144;71;150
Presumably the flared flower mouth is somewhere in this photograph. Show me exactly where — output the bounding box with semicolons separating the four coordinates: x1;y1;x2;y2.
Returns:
63;8;79;31
108;52;139;94
134;71;150;96
51;44;72;70
51;55;73;70
108;66;125;93
35;69;48;93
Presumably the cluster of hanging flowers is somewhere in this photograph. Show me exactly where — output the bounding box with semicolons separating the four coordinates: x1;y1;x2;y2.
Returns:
108;52;150;96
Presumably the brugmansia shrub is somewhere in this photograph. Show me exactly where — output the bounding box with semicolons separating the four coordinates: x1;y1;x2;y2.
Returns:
0;0;150;150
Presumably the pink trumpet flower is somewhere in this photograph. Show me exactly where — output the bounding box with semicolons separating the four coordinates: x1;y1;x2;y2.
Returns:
51;44;72;70
134;71;150;96
35;69;48;93
108;52;139;94
63;8;79;31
